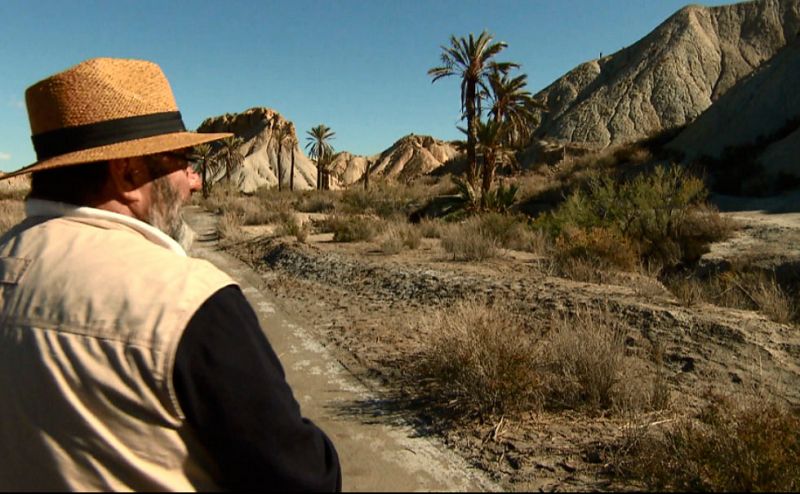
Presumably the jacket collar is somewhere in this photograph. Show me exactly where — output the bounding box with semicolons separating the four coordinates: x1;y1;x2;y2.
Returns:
25;198;187;256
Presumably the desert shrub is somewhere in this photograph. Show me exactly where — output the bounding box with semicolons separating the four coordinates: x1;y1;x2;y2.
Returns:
554;226;640;273
340;181;434;218
413;298;541;417
540;309;626;411
322;215;382;242
418;218;444;238
379;223;421;254
440;218;498;261
539;165;732;271
275;213;309;243
663;269;798;324
217;209;244;242
0;199;25;233
540;308;668;413
617;394;800;492
293;190;336;213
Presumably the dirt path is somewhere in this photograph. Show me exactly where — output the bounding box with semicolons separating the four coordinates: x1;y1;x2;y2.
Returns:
182;206;499;492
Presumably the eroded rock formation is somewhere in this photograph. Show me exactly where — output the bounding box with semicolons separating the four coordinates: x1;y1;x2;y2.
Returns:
198;107;317;193
533;0;800;148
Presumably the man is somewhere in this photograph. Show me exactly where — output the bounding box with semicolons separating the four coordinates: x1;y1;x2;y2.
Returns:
0;58;341;491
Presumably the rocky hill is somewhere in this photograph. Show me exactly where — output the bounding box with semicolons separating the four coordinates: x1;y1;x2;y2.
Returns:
532;0;800;148
668;35;800;179
367;134;459;183
198;107;317;193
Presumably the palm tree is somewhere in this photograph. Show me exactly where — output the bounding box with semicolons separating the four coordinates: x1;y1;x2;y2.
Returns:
220;136;244;185
192;143;215;198
484;68;543;149
462;120;515;208
428;31;517;189
273;123;293;191
305;124;335;190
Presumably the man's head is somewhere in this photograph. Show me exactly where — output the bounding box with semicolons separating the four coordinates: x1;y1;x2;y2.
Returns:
7;57;232;244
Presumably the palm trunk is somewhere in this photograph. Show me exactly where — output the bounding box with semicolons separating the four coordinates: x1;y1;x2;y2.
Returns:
201;161;208;198
290;147;295;191
466;79;478;190
364;161;370;190
481;151;496;209
276;141;283;191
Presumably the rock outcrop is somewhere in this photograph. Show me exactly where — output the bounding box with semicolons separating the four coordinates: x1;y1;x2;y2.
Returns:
198;107;317;193
328;152;374;187
368;134;459;183
532;0;800;148
668;35;800;178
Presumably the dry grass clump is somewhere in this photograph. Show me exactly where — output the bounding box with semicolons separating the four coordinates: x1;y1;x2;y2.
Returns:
379;222;422;254
217;210;244;242
293;190;336;213
275;212;309;243
540;308;668;413
413;298;541;417
412;301;668;419
0;199;25;234
418;218;444;238
340;180;437;219
475;212;548;253
320;215;383;242
616;394;800;492
440;218;498;261
663;270;798;324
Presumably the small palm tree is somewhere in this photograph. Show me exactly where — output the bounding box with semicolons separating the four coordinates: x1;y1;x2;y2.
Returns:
220;136;245;185
462;120;515;208
192;143;215;198
428;31;517;189
305;124;335;190
484;68;543;149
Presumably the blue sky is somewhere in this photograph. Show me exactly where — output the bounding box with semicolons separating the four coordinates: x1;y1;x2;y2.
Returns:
0;0;737;172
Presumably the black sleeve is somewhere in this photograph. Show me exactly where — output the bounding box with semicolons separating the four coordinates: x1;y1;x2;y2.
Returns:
173;285;341;492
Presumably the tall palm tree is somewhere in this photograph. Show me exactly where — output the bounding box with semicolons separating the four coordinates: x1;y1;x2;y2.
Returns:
220;136;244;185
484;68;543;149
428;31;517;189
273;123;293;191
305;124;335;190
192;143;215;198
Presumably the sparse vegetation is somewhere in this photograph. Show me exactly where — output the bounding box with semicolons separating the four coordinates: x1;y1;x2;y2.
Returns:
439;218;499;261
616;393;800;492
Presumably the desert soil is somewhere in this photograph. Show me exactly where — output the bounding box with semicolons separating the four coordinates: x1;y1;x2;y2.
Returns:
201;202;800;492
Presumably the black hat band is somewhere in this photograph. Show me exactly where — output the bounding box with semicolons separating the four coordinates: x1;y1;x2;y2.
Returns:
32;111;186;161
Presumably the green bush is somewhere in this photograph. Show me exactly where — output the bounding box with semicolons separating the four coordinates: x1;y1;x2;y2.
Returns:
539;165;732;270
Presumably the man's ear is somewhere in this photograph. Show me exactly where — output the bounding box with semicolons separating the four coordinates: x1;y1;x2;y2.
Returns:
107;157;147;204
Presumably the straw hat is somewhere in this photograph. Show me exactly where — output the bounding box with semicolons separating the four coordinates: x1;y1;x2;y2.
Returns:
2;57;232;180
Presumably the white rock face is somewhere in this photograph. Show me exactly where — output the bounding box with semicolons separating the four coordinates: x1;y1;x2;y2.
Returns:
668;35;800;177
533;0;800;147
198;107;318;193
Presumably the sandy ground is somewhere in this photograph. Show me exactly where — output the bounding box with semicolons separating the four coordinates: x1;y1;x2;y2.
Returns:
212;204;800;492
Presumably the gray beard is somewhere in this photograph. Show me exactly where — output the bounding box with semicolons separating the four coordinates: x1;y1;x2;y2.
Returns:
147;176;194;252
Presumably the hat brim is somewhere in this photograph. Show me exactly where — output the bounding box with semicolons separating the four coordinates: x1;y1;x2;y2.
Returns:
1;131;233;180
